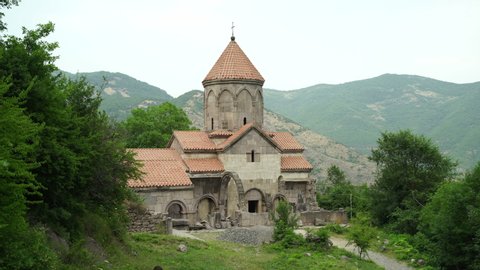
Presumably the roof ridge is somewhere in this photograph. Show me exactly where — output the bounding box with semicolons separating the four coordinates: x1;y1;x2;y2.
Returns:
216;123;281;151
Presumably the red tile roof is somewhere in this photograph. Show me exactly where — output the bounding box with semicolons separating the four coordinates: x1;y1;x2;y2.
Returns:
216;123;254;150
202;39;264;86
270;132;304;152
281;156;313;172
172;131;217;152
216;123;280;152
184;158;225;174
208;129;234;138
127;149;192;188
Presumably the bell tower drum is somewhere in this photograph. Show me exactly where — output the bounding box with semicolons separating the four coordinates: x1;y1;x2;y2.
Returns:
202;35;265;131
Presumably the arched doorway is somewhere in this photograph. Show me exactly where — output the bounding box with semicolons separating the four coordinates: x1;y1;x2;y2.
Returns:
219;172;245;219
245;188;265;213
226;179;239;218
166;201;185;219
196;196;216;222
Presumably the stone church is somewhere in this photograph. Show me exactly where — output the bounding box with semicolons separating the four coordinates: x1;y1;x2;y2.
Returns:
128;35;340;228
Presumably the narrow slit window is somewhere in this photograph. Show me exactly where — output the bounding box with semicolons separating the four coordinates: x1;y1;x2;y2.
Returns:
243;117;247;125
251;150;255;162
211;118;214;130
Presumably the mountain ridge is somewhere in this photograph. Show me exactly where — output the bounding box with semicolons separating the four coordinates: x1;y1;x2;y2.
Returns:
65;70;479;171
264;73;480;169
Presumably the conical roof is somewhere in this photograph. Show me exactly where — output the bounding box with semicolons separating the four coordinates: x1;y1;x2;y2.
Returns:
202;37;265;86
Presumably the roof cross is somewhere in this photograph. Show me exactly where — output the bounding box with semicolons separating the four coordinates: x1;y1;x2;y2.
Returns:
231;22;235;41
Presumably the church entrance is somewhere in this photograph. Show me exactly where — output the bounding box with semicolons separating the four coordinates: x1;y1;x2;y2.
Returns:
197;197;215;222
219;172;245;219
245;189;264;213
167;203;183;219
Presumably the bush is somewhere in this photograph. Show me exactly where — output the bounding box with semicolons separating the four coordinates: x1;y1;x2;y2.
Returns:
278;230;306;249
305;228;332;250
0;227;59;270
324;223;347;234
272;201;298;242
346;215;375;259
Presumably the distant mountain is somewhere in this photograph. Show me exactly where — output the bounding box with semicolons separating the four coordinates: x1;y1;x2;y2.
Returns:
62;71;173;119
264;74;480;170
172;90;375;184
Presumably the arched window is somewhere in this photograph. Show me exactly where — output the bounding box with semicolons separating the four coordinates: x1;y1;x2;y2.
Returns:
243;117;247;125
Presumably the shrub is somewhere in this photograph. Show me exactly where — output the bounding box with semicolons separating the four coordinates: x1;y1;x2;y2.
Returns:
346;215;375;259
324;223;347;234
272;201;298;242
279;230;306;249
306;228;332;250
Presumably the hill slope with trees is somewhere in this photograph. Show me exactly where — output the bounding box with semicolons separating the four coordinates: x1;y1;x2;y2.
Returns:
263;74;480;169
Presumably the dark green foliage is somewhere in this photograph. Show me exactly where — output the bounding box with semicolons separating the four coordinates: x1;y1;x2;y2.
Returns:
123;102;193;148
272;201;302;248
324;223;347;235
305;228;332;250
1;21;140;268
326;165;347;185
419;162;480;269
0;81;59;269
369;130;456;234
317;165;370;217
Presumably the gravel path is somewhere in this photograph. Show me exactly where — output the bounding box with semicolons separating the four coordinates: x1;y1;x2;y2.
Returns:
218;226;273;245
330;236;413;270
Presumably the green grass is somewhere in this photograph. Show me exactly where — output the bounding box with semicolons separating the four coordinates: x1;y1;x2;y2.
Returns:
89;232;383;270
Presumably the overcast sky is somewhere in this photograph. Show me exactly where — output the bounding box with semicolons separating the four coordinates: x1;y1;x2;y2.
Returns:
4;0;480;97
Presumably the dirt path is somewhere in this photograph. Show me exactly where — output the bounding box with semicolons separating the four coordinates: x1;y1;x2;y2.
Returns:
330;237;413;270
172;229;205;242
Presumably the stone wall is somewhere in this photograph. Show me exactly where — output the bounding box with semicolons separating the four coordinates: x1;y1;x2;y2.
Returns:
127;208;164;232
300;209;348;226
237;211;272;227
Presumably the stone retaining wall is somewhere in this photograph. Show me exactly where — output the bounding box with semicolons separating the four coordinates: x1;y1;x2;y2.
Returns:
127;209;164;232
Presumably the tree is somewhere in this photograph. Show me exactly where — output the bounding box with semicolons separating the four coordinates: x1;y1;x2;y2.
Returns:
0;80;58;269
271;200;303;247
0;0;19;31
419;162;480;269
123;102;193;148
317;165;370;217
369;130;456;234
1;22;140;243
326;165;346;185
317;165;352;210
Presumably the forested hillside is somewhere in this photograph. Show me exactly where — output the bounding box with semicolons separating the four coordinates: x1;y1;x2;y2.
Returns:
264;74;480;169
63;71;173;119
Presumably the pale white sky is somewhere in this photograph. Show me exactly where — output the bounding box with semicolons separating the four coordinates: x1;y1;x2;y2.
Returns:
4;0;480;97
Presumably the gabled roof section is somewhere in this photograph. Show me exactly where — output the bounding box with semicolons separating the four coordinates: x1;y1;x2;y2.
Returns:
208;129;234;138
269;132;304;153
216;123;280;152
170;131;217;152
127;149;192;188
281;156;313;172
184;158;224;174
202;38;265;86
